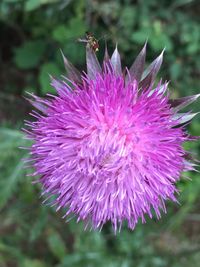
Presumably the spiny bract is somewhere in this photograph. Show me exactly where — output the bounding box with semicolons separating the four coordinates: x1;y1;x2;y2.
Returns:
24;43;199;232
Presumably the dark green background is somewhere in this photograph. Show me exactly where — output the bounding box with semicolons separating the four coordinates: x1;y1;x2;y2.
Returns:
0;0;200;266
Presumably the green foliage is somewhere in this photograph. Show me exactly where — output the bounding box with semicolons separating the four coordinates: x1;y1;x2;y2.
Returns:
0;128;28;209
39;62;61;94
0;0;200;267
14;40;46;69
25;0;59;12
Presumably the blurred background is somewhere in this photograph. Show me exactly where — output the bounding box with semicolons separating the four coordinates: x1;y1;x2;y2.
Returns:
0;0;200;266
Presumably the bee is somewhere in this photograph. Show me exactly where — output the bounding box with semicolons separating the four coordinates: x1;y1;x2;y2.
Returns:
77;31;99;53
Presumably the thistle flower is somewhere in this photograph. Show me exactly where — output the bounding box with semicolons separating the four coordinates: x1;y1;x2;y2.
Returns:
25;43;199;231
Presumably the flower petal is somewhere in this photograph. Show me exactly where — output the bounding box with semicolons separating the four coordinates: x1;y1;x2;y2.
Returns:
173;112;199;125
25;92;47;114
169;94;200;112
86;46;102;80
111;45;122;76
126;42;146;84
60;50;82;84
104;42;110;62
139;49;164;90
148;81;169;97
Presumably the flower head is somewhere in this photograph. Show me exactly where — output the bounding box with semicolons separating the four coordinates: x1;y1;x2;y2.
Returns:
25;43;199;231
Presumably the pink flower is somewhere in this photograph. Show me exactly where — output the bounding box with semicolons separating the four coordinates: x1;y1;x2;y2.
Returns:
25;43;199;231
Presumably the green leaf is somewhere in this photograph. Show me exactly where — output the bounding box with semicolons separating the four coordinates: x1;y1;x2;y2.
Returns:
0;128;28;209
120;6;136;29
0;160;25;210
3;0;21;3
68;17;86;38
52;18;86;44
0;242;24;260
52;25;69;43
25;0;58;11
131;30;151;44
149;21;173;51
25;0;41;11
30;207;48;242
22;259;46;267
170;62;182;80
39;62;61;94
0;128;27;150
0;128;24;138
58;252;103;267
14;40;46;69
47;230;67;260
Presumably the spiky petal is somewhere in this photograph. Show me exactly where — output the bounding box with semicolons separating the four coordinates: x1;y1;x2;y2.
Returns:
170;94;200;112
111;45;122;76
139;49;164;90
60;50;82;84
126;42;146;84
86;46;101;80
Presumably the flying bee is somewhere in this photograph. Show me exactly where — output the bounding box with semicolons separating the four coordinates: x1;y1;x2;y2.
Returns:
77;31;99;53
